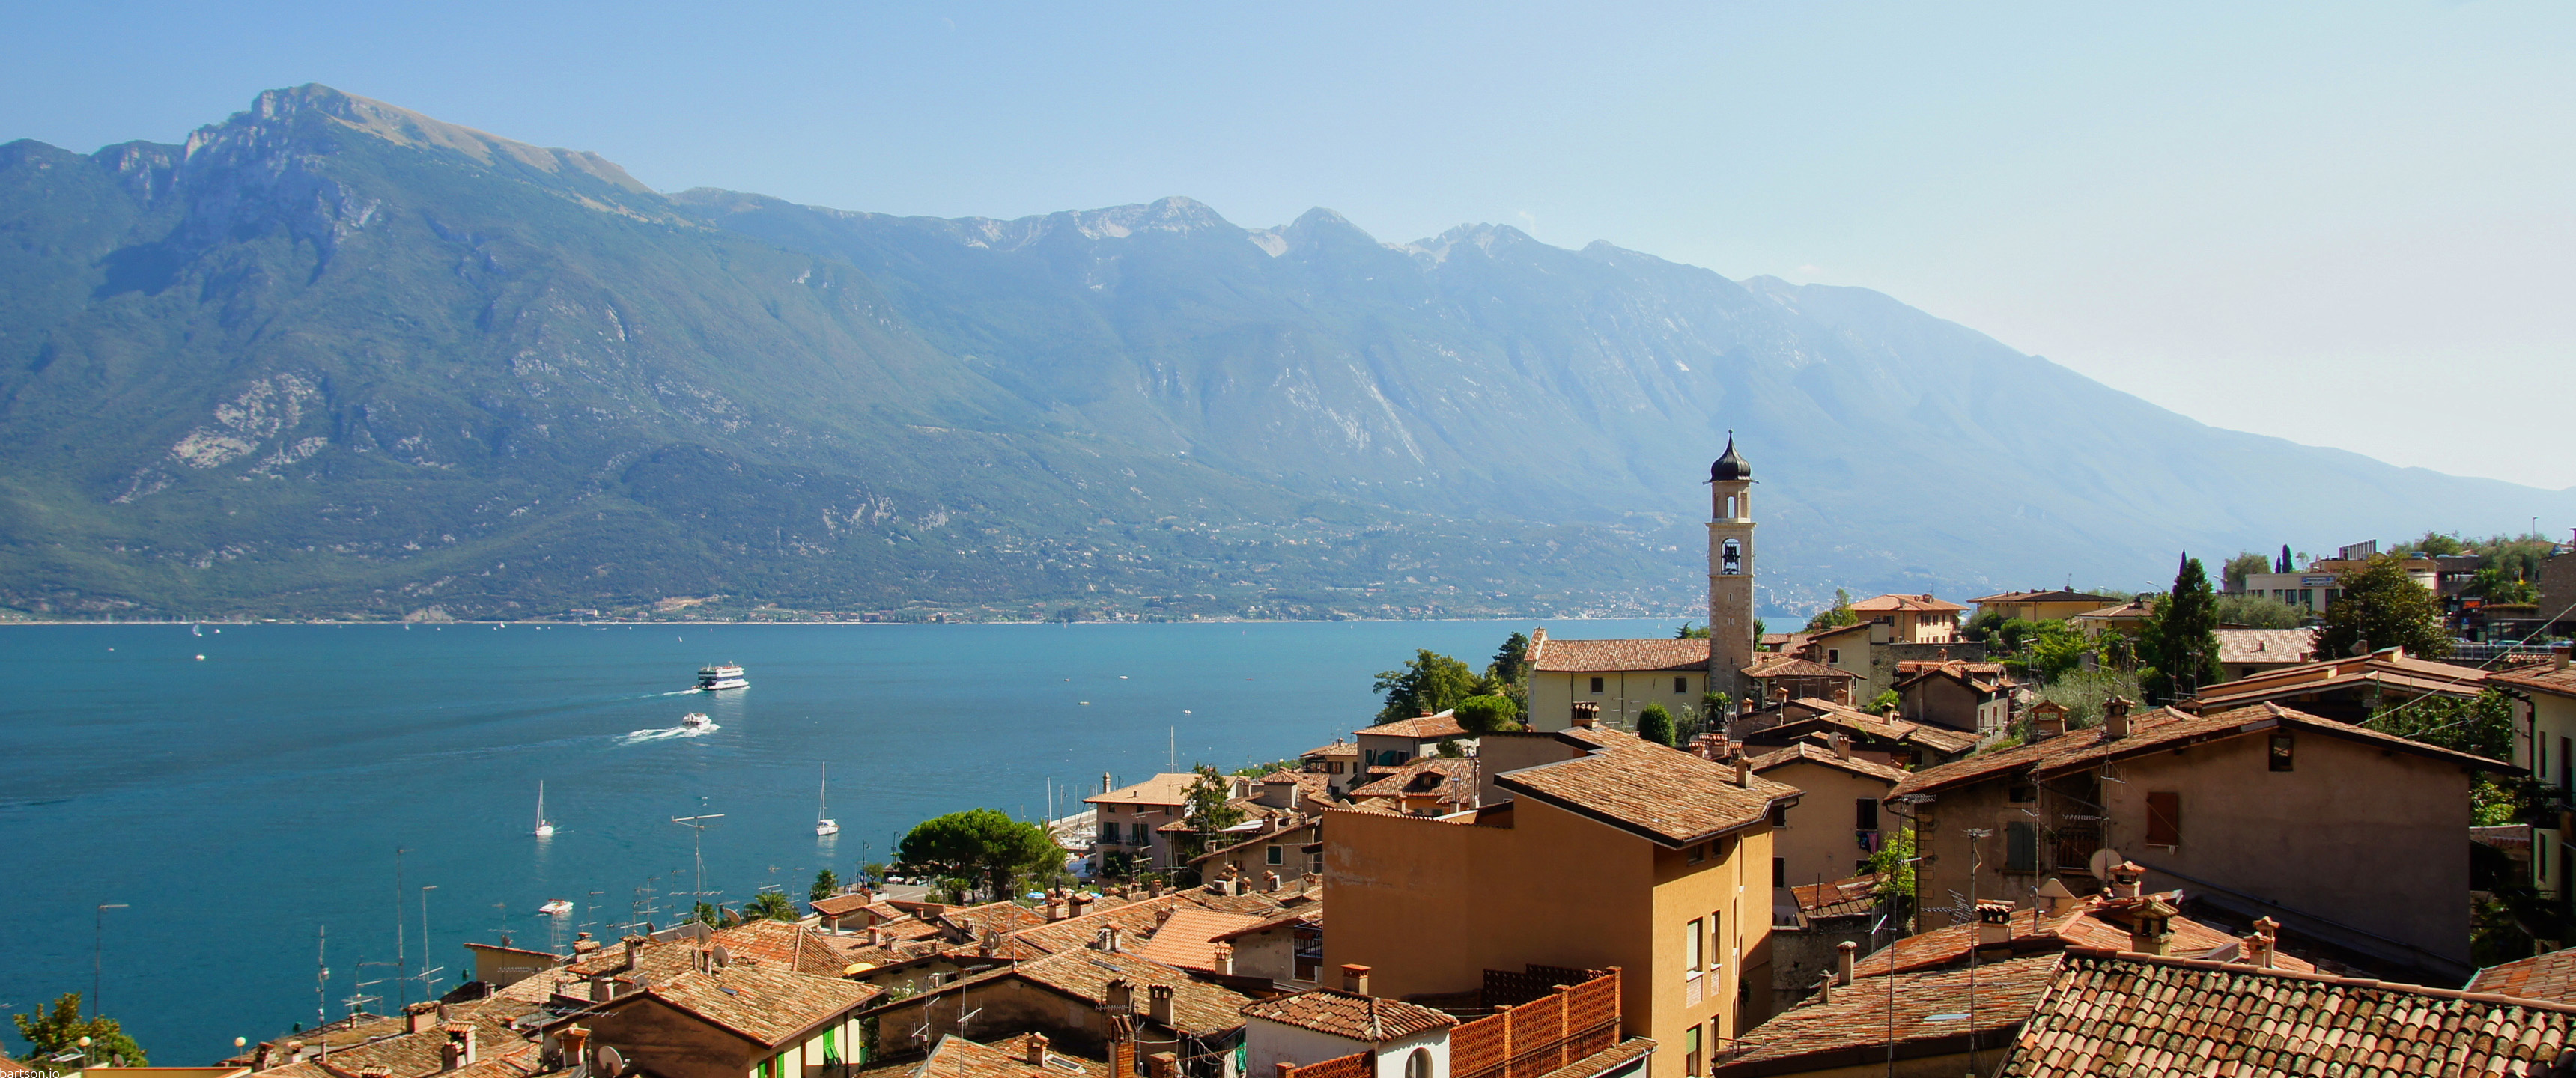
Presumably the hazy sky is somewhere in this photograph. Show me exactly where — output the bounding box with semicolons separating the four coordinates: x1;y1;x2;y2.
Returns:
7;1;2569;487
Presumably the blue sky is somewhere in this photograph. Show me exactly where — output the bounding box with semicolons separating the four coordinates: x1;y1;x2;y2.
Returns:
7;1;2571;487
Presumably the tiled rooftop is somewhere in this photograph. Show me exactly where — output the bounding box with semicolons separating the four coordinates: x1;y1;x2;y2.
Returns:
1240;988;1456;1041
1850;593;1966;614
884;947;1252;1037
2471;947;2576;1005
1353;713;1472;740
1495;726;1796;847
1086;773;1201;807
1714;951;2060;1074
2493;663;2576;699
1853;891;2315;976
1890;701;2508;798
1347;758;1475;800
711;919;858;977
2000;949;2576;1077
1789;874;1882;921
1755;699;1979;755
1968;590;2124;606
2192;648;2487;708
643;959;882;1045
1130;907;1271;972
1528;636;1712;673
2211;628;2319;666
1747;742;1911;784
1302;741;1360;758
1743;656;1859;680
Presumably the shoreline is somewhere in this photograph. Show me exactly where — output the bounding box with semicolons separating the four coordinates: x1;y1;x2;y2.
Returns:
0;613;1716;627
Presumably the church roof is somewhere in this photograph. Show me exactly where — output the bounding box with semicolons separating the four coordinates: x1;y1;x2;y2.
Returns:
1710;436;1750;482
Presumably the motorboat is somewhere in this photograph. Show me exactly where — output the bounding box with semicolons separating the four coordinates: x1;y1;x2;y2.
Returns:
696;664;747;691
537;899;574;917
681;713;714;730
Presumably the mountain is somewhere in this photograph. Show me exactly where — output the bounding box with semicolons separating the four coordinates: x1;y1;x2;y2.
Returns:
0;85;2562;621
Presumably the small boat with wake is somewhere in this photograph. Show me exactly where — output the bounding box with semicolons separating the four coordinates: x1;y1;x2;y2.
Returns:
681;712;714;730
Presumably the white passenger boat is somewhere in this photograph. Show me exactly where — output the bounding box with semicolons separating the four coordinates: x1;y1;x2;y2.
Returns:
537;899;574;917
696;663;747;691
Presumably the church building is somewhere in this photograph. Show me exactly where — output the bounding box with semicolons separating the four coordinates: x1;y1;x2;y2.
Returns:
1525;437;1761;734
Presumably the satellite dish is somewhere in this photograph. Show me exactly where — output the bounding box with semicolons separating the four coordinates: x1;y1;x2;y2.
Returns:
2087;847;2124;881
711;945;732;968
597;1046;625;1077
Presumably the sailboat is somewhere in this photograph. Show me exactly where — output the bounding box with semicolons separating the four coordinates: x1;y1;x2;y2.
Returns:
532;781;556;838
815;764;840;836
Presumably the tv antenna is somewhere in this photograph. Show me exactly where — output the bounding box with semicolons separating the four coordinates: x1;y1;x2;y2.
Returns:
672;813;726;901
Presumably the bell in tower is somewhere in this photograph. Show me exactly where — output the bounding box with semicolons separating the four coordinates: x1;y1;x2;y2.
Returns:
1707;435;1756;701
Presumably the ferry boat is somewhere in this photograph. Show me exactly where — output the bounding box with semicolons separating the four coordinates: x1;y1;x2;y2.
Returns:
536;899;574;917
680;713;714;730
696;663;748;691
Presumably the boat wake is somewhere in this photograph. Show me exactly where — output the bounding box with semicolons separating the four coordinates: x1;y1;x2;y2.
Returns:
616;721;720;745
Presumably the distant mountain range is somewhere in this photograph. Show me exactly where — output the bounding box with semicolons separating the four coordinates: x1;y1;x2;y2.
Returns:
1;85;2563;621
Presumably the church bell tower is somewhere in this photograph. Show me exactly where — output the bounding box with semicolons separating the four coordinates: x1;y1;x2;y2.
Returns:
1707;436;1755;701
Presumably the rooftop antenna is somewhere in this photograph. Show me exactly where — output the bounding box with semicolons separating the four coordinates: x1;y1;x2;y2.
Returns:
392;847;412;1011
315;925;330;1029
672;812;726;902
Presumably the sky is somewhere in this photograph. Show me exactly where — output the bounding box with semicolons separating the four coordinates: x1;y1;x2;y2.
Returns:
5;1;2570;487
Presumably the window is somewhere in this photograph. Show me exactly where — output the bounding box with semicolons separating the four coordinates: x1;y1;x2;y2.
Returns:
2268;734;2294;772
1101;821;1120;844
1684;1025;1703;1077
1329;761;1344;774
1310;850;1324;874
1768;803;1787;827
1708;912;1722;972
1684;918;1703;978
1406;1049;1433;1078
1855;797;1880;831
2008;782;2036;803
1826;648;1841;665
1590;677;1606;694
2145;791;2181;847
2005;822;2039;872
1772;858;1785;887
1294;928;1322;981
1266;844;1284;865
1676;677;1689;694
1723;494;1737;519
1721;538;1743;575
1687;843;1705;865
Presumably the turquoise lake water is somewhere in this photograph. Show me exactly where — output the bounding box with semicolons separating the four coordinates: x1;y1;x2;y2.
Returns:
0;618;1683;1062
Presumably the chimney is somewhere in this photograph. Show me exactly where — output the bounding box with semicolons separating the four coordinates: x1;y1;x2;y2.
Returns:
1975;901;2013;948
2246;917;2280;969
1155;907;1175;928
1097;925;1123;953
1215;943;1235;976
1829;733;1852;760
866;925;884;947
2556;642;2572;672
1046;895;1063;922
1025;1033;1051;1067
1418;707;1433;718
1832;685;1851;705
1342;963;1373;996
1734;758;1752;788
1263;871;1281;892
1111;1027;1137;1078
622;935;645;971
1811;970;1833;1006
2029;703;2066;741
1938;648;1949;660
1107;978;1134;1014
407;1001;440;1035
1834;941;1856;986
1146;1053;1179;1078
2102;697;2134;739
1147;984;1175;1026
2109;861;2145;900
2127;899;2177;956
1572;701;1599;729
1071;893;1093;918
559;1028;589;1075
441;1024;476;1071
589;977;613;1003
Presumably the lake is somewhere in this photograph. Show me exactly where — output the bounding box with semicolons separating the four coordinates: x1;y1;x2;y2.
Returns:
0;618;1684;1062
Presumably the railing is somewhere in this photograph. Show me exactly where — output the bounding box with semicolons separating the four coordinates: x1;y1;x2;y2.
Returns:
1287;1052;1373;1078
1450;969;1622;1078
2052;824;2101;872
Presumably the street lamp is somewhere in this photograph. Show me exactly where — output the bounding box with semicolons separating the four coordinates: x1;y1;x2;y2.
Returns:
94;904;128;1018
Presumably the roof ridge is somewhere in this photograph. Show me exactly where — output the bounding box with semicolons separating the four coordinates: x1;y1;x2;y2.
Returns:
2055;946;2576;1013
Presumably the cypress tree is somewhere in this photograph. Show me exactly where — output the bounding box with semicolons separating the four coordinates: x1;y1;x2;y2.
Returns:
2143;552;2223;703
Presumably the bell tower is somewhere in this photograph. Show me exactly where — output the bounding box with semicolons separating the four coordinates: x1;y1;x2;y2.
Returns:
1707;436;1755;701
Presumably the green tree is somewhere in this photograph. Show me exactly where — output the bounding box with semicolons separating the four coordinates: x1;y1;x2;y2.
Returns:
1436;738;1466;758
2212;593;2307;629
1486;633;1532;684
1865;689;1901;714
746;890;798;922
1866;827;1916;918
1453;694;1524;734
2320;552;2452;659
896;808;1063;901
2365;689;2513;760
2478;535;2554;586
692;901;735;928
1175;764;1246;862
809;868;840;903
2401;531;2468;557
13;993;146;1067
1673;622;1711;639
2141;555;2223;701
2222;552;2272;591
1803;588;1859;632
1636;703;1677;746
2467;566;2539;605
1373;649;1480;722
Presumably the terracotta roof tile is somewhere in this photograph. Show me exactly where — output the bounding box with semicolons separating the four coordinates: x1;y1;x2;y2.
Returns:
1750;700;1979;755
1891;701;2510;798
2491;663;2576;698
1743;657;1859;680
1747;743;1911;784
1347;758;1476;799
1008;890;1291;955
1528;637;1712;674
812;893;881;917
1853;892;2314;976
1302;741;1360;758
1999;949;2576;1076
940;901;1048;941
642;960;882;1046
1212;909;1322;943
1531;1038;1655;1078
879;947;1251;1038
1968;591;2124;606
2211;628;2319;666
1353;713;1471;740
1240;989;1456;1041
1715;952;2059;1074
711;919;854;976
913;1036;1060;1078
1130;907;1272;972
1849;594;1965;614
1086;774;1200;807
1790;874;1880;920
1495;727;1796;847
2193;648;2487;708
2470;946;2576;1004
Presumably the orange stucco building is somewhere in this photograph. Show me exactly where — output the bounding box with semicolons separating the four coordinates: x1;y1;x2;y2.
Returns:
1323;725;1799;1078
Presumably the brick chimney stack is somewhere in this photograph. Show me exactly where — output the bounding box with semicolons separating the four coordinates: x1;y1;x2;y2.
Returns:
2109;860;2145;900
2556;642;2571;672
1109;1018;1137;1078
1214;943;1235;976
1734;758;1752;788
407;1002;440;1035
1834;941;1856;986
2102;697;2134;739
2246;917;2280;969
1342;963;1373;996
1071;893;1093;918
1025;1033;1050;1067
1975;901;2013;948
2128;898;2178;956
558;1028;589;1076
1571;701;1599;729
1146;1053;1179;1078
440;1025;476;1071
1147;984;1175;1026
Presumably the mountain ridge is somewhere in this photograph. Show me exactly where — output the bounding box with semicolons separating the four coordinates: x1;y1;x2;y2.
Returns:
0;85;2563;621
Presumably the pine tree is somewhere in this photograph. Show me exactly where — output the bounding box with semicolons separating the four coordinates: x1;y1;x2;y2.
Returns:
2142;553;2223;703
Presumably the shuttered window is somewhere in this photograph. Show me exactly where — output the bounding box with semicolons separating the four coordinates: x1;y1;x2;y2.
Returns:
2146;791;2181;847
2005;822;2038;872
1855;798;1880;830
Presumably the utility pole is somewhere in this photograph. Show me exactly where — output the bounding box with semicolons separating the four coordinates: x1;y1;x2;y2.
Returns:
315;925;330;1029
392;847;412;1011
94;904;127;1017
